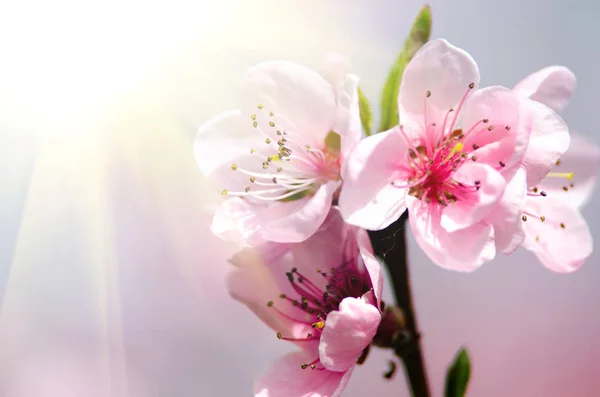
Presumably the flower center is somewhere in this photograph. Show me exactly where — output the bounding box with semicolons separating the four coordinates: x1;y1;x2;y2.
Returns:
221;105;341;202
265;246;373;369
391;84;513;207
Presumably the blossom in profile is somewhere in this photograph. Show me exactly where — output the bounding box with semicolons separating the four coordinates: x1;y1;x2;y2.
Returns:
513;67;597;272
195;60;361;246
227;209;382;396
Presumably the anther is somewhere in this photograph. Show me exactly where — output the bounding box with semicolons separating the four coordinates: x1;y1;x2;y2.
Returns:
540;216;546;222
472;144;479;150
312;321;325;330
556;160;561;166
563;186;569;191
522;215;527;221
265;138;271;144
277;167;283;173
257;104;264;109
251;114;256;120
272;177;277;183
253;121;258;128
468;83;475;89
267;301;274;307
472;156;477;161
250;177;256;183
250;148;256;154
488;125;494;131
536;236;540;242
279;293;286;299
474;180;481;185
301;364;308;369
540;191;547;196
230;164;237;171
499;161;506;167
276;130;282;135
505;126;511;130
221;190;228;195
269;112;274;117
276;332;282;339
426;90;431;98
245;187;250;192
570;183;574;188
483;118;489;123
269;121;275;127
533;187;539;193
560;223;566;229
291;267;297;273
310;364;316;370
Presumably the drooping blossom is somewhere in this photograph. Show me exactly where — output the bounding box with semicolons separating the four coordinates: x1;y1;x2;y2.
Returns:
512;67;597;272
227;209;383;397
339;38;547;271
195;60;361;246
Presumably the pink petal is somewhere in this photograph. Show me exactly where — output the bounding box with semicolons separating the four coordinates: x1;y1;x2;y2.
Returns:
254;351;352;397
408;196;496;271
522;196;592;273
319;297;381;372
440;162;506;232
211;198;266;247
238;61;337;147
462;86;532;170
538;132;600;208
513;66;576;112
487;166;528;254
194;110;274;191
336;74;362;157
319;54;362;155
520;98;570;187
256;181;339;243
287;208;356;292
398;39;480;129
356;228;384;304
338;128;407;230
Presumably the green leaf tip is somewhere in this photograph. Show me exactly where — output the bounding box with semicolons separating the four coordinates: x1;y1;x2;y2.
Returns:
378;4;432;133
444;347;471;397
357;88;373;137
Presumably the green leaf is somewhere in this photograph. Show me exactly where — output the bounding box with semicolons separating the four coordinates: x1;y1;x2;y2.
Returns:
444;347;471;397
378;4;432;133
357;87;373;136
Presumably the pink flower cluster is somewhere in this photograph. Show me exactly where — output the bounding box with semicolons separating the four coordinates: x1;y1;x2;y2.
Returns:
195;39;598;396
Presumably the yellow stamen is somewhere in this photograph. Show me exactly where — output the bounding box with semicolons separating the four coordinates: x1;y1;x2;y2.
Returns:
547;172;574;181
450;142;464;156
312;321;325;330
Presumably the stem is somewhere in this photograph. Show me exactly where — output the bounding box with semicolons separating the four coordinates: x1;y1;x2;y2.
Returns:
368;212;430;397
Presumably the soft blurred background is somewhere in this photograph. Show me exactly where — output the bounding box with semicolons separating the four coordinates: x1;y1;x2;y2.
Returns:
0;0;598;396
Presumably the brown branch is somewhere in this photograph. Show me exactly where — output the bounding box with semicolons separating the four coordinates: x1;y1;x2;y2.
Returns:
368;212;430;397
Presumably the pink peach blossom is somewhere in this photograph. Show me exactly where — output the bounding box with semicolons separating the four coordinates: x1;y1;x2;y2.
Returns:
195;60;361;246
513;67;597;272
227;209;382;397
340;39;540;271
